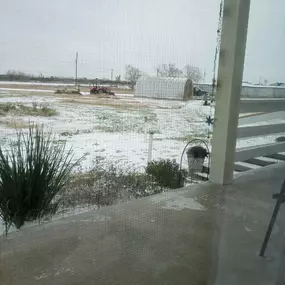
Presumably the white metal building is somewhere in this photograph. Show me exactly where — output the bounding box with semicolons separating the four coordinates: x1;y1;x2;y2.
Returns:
135;76;193;101
195;83;285;98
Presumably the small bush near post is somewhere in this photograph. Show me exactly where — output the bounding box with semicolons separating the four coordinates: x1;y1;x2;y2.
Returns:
64;159;163;208
146;159;184;189
0;125;81;231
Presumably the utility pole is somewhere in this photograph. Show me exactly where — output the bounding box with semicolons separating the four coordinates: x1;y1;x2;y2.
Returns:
75;52;78;87
111;69;114;81
203;69;206;83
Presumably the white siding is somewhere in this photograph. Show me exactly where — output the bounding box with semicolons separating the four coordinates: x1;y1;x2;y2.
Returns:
195;83;285;98
135;76;191;100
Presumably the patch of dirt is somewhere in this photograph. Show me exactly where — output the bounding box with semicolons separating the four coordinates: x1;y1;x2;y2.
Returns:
60;98;148;110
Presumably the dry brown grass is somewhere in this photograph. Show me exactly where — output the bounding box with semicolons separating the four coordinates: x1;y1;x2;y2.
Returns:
0;119;31;129
0;90;55;98
0;84;133;94
0;84;56;91
0;103;58;117
60;98;148;110
93;125;115;132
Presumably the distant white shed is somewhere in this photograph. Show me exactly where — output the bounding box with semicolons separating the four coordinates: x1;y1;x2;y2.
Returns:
135;76;193;101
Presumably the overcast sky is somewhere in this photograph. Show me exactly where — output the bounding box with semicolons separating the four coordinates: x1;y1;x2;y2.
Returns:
0;0;284;83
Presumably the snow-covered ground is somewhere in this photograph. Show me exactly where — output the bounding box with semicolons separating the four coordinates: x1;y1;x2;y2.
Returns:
0;89;284;170
0;90;212;171
0;90;211;234
1;88;285;235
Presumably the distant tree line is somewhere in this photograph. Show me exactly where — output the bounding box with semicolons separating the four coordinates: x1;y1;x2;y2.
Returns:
1;64;202;89
156;63;202;82
124;63;203;89
124;65;143;89
0;70;130;86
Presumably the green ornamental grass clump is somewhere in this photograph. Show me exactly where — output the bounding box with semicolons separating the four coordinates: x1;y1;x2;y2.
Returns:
0;126;81;231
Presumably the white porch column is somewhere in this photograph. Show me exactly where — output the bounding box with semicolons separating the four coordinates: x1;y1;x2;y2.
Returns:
210;0;251;184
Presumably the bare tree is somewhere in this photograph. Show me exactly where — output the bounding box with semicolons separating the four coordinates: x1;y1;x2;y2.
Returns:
6;70;31;81
184;65;202;83
157;63;183;78
38;72;44;81
125;65;142;89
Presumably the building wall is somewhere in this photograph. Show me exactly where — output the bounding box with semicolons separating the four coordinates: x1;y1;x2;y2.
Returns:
136;78;285;100
135;76;193;101
241;86;285;98
196;83;285;98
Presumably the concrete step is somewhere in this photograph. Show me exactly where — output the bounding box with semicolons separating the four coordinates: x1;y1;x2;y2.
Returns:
245;158;276;167
265;153;285;161
195;172;209;181
234;163;253;172
186;172;209;182
204;153;283;177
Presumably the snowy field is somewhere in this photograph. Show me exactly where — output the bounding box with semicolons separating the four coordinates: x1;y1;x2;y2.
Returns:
0;88;211;171
1;86;285;235
0;87;284;171
0;87;212;235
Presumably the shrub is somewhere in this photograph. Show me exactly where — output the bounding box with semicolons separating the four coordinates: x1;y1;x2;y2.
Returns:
0;103;57;117
0;103;16;115
39;103;57;116
32;101;38;109
64;159;162;208
146;159;184;189
0;125;81;230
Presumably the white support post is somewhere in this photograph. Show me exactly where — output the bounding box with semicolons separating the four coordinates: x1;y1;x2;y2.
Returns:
210;0;251;184
144;116;148;142
147;131;154;162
